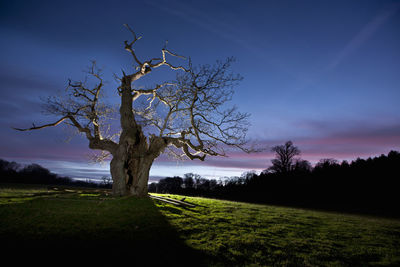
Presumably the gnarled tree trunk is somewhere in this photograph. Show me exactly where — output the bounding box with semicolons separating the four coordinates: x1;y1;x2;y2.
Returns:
108;72;154;197
110;142;155;197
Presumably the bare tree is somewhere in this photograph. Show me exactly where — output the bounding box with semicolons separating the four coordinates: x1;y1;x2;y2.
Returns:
269;141;300;174
14;26;252;197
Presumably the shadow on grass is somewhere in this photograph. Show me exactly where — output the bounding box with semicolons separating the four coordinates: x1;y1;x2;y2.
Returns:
0;195;211;266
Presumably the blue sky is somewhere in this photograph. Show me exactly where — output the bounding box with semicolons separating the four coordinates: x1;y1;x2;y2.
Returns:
1;0;399;182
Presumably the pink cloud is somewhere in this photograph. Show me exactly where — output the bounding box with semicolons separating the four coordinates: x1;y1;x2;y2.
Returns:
3;118;399;177
195;122;400;169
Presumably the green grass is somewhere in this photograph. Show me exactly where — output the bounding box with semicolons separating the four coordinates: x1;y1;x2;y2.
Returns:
1;184;399;266
153;194;400;266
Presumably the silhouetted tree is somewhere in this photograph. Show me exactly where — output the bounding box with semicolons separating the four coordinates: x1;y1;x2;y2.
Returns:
293;159;312;173
20;164;54;183
0;158;114;188
314;158;339;170
0;159;20;182
183;174;195;190
157;176;183;193
239;171;257;186
148;182;157;192
0;159;21;173
269;141;300;174
101;175;112;188
340;160;350;169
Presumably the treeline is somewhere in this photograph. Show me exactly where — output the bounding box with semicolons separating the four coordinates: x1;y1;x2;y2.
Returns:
149;150;400;217
0;159;111;188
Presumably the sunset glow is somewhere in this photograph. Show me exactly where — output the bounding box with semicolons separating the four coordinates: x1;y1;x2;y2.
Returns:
1;0;399;182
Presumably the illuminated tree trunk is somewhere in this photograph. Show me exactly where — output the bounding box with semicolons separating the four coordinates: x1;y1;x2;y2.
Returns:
109;134;167;196
110;147;153;197
109;75;149;197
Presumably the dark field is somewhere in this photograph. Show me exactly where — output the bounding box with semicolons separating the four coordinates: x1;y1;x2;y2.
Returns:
1;184;399;266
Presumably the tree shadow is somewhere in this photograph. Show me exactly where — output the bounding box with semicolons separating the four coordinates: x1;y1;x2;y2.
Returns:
0;195;212;266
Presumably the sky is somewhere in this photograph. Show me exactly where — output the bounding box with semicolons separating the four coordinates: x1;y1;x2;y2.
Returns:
0;0;399;182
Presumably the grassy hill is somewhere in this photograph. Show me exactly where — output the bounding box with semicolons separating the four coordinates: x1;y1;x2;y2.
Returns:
1;184;399;266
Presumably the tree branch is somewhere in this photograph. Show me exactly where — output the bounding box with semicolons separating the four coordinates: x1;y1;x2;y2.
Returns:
123;24;143;66
123;24;189;80
13;117;69;131
165;136;206;161
153;57;252;159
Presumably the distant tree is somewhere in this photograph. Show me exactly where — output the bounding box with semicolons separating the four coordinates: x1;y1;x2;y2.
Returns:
293;159;312;173
148;182;157;192
14;25;253;197
157;176;183;193
241;170;257;184
225;176;244;186
184;173;202;189
314;158;339;170
0;159;21;175
268;141;300;174
183;173;195;189
0;159;21;182
20;164;51;177
18;163;60;184
0;159;21;173
101;175;112;187
197;178;210;191
341;160;350;168
208;179;218;191
388;150;400;160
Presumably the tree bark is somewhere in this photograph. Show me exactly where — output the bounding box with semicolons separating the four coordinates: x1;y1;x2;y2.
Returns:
110;144;154;197
108;74;154;197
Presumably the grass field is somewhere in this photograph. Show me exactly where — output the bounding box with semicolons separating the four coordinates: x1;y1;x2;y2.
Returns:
1;184;399;266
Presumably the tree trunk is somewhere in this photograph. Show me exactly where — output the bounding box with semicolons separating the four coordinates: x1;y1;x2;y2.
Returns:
110;145;154;197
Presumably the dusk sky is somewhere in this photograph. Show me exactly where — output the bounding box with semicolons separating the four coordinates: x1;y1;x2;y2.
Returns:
1;0;399;182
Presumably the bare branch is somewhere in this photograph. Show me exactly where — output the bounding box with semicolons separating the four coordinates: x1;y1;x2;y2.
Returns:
153;57;251;159
148;48;188;71
123;24;189;78
165;136;206;161
88;150;111;164
123;24;142;42
14;116;69;131
163;48;186;60
133;82;176;95
123;24;143;66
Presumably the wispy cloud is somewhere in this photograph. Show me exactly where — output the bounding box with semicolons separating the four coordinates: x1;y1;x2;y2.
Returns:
327;3;400;71
287;3;400;96
147;0;256;53
146;0;304;83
